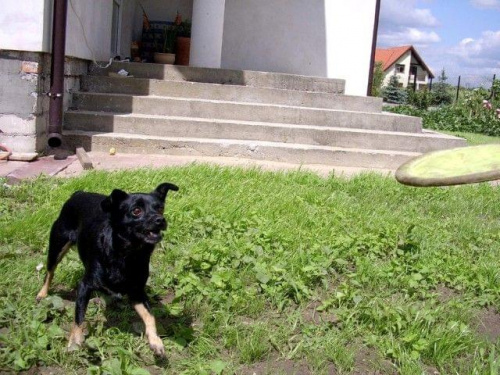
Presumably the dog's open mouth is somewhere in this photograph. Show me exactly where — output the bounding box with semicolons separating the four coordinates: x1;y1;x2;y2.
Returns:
144;229;162;243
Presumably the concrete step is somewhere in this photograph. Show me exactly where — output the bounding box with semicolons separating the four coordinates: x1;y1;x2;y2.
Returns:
82;75;382;113
64;111;466;153
91;62;346;94
72;93;422;133
63;130;421;170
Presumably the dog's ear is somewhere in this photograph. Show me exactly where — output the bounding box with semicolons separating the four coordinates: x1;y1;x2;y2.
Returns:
101;189;129;212
153;182;179;201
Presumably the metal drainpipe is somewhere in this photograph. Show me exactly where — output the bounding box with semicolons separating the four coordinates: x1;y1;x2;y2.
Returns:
367;0;381;97
47;0;68;148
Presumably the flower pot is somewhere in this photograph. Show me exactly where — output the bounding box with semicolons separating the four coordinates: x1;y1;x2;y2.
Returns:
154;52;175;64
175;37;190;65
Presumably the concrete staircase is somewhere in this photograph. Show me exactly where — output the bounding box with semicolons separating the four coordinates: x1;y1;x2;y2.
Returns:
63;62;466;169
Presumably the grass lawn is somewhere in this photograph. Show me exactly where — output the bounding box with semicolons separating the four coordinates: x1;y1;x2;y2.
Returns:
1;165;500;374
444;131;500;146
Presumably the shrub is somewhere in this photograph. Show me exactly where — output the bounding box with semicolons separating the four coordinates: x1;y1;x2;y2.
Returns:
385;103;500;136
383;74;407;104
406;88;431;110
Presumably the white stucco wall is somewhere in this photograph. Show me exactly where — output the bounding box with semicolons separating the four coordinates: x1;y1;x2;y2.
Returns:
0;0;52;52
0;0;114;61
382;51;410;87
216;0;376;96
325;0;377;96
190;0;226;68
66;1;114;61
221;0;328;77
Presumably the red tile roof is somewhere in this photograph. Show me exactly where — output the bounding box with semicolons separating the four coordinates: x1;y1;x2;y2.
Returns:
375;45;435;78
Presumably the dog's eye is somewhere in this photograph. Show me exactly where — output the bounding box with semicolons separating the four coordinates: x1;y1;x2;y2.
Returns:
132;207;143;217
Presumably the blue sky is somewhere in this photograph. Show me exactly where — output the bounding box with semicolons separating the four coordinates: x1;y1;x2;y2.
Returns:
377;0;500;87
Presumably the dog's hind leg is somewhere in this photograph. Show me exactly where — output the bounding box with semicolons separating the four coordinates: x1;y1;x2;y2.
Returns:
36;221;75;301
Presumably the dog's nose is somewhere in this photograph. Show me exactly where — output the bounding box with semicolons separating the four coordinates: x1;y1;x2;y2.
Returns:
155;216;166;226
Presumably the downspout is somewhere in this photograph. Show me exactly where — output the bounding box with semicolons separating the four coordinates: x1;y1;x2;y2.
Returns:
367;0;381;96
47;0;68;148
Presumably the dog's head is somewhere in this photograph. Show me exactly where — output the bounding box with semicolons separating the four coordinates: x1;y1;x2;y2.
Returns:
101;182;179;245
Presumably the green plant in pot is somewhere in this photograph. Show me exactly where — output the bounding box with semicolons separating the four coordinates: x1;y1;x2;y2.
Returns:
154;25;177;64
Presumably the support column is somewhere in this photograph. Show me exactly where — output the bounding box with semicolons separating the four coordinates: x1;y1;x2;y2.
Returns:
190;0;226;68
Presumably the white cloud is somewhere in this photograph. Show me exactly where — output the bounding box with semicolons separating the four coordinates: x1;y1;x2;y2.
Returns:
379;0;439;31
378;28;441;47
470;0;500;10
450;30;500;67
378;0;441;47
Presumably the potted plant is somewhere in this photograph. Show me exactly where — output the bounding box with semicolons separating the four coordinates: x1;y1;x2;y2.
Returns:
174;14;191;65
154;25;177;64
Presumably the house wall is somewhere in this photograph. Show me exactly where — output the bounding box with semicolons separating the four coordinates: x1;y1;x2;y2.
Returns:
0;51;87;155
325;0;377;96
382;51;431;90
409;55;429;89
221;0;328;78
216;0;376;97
0;0;105;155
66;1;114;61
382;50;411;88
0;0;52;53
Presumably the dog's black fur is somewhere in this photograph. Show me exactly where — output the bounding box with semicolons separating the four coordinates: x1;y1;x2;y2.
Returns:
36;182;179;355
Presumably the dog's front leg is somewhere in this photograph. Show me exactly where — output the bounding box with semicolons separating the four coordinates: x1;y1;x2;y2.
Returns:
68;280;92;350
133;302;165;356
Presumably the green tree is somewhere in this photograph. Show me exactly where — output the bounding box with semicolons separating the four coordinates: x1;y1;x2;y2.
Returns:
383;74;407;104
371;61;384;97
431;68;453;106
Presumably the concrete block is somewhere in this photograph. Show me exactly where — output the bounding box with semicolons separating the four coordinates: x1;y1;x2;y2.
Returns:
76;147;93;169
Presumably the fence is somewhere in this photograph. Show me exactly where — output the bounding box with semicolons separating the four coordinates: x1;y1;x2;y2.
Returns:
453;74;497;102
427;74;498;103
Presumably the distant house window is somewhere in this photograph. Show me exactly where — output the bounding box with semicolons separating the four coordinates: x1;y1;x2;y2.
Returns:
396;64;405;73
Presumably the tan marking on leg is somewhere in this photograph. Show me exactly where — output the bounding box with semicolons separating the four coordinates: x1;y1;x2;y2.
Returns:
67;323;85;350
134;303;165;356
36;270;54;301
35;242;72;301
56;242;72;264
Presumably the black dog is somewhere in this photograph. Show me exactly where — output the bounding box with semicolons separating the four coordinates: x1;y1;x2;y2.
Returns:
36;182;179;356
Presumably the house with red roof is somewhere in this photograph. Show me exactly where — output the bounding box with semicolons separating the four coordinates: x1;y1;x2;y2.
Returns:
375;46;434;91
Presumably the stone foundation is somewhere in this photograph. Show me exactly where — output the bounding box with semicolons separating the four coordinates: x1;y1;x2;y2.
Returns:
0;50;88;156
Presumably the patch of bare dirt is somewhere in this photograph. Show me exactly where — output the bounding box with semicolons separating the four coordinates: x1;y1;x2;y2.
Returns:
302;301;339;325
16;366;67;375
237;358;315;375
435;284;461;303
351;345;397;375
474;307;500;342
